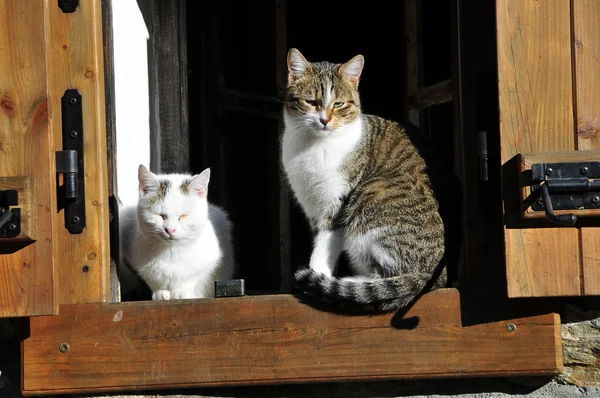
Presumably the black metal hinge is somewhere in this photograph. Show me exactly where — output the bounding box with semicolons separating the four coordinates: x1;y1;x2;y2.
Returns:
530;161;600;226
478;131;488;181
57;89;86;234
0;190;21;238
58;0;79;13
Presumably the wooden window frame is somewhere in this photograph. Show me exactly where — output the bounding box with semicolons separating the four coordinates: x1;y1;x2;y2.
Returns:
14;0;563;395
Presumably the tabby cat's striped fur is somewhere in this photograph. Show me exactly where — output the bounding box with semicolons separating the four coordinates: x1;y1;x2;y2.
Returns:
281;49;446;312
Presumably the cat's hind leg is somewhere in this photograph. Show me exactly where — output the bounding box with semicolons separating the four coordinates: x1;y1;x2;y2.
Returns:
344;227;395;277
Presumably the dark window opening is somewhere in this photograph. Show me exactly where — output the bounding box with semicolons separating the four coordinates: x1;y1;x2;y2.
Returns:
129;0;462;299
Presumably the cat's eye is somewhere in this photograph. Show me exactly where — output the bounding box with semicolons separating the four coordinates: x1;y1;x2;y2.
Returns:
304;99;318;107
178;215;187;220
159;214;167;220
333;102;345;108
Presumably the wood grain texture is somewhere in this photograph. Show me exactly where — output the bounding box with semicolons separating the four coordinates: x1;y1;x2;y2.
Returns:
22;290;562;395
572;0;600;295
0;177;35;242
573;0;600;151
496;0;581;297
0;0;58;316
47;0;110;304
140;0;189;174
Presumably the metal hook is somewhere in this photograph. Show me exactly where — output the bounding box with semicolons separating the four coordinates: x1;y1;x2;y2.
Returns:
0;209;12;229
539;183;577;226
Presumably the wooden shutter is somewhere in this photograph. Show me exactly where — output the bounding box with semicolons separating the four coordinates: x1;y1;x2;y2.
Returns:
497;0;600;297
0;0;110;317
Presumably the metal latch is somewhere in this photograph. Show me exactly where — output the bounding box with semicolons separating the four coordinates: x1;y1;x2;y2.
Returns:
56;89;86;234
0;190;21;238
530;162;600;226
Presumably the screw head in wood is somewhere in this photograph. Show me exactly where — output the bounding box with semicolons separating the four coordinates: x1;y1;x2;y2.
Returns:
7;224;16;231
581;166;589;175
71;216;80;224
505;323;517;333
593;196;600;204
59;343;70;353
545;168;553;176
68;97;78;105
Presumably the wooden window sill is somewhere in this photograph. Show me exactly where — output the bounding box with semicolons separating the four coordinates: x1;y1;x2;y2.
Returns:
22;288;562;396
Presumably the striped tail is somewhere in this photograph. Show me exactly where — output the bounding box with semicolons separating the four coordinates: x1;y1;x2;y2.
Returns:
294;268;445;313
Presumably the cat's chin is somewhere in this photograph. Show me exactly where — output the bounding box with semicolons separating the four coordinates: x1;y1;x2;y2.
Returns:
310;127;336;138
161;234;187;243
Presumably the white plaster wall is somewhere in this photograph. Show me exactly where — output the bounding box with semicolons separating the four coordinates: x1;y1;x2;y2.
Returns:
111;0;151;207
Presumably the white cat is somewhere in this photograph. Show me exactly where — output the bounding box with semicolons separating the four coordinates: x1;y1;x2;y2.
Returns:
119;165;235;300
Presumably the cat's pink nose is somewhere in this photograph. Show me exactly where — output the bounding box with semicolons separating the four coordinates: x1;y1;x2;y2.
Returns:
165;228;176;236
319;117;330;127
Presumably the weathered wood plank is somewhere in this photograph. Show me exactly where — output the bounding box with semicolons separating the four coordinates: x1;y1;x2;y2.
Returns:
496;0;581;297
573;0;600;152
140;0;189;174
408;79;452;110
404;0;421;127
47;0;111;304
22;290;562;395
0;0;58;316
573;0;600;295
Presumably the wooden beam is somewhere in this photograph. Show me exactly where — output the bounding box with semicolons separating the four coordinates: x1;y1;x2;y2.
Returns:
48;0;111;305
408;80;452;110
404;0;422;127
572;0;600;296
497;0;581;297
140;0;190;174
0;0;59;316
101;0;121;303
22;289;562;395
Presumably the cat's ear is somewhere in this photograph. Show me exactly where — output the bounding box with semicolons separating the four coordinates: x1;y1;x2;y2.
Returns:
189;168;210;198
138;164;158;196
339;54;364;88
287;48;311;83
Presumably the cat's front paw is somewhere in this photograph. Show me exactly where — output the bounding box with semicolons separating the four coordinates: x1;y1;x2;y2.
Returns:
171;290;198;300
152;290;171;300
308;262;333;277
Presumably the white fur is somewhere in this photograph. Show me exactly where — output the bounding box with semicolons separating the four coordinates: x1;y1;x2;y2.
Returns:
309;229;344;276
282;109;363;274
119;167;234;300
323;82;333;108
345;227;398;275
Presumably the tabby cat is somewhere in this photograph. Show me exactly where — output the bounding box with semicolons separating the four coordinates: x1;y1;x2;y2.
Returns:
281;48;447;312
